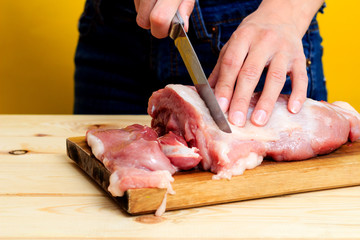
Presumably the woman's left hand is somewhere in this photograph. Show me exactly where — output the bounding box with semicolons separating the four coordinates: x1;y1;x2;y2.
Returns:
208;0;324;127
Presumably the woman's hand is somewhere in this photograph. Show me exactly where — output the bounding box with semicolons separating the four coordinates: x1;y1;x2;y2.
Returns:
134;0;195;38
208;0;324;127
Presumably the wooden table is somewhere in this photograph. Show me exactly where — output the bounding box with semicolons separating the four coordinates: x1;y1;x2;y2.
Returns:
1;115;360;239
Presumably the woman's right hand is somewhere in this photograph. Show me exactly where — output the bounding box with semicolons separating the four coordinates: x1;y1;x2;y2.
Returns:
134;0;195;38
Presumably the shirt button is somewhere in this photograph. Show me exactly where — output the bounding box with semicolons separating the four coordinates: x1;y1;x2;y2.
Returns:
306;58;312;67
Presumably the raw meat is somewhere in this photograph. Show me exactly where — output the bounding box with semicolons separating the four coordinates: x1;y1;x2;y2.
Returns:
148;84;360;179
158;131;202;170
86;84;360;216
87;124;203;215
86;124;176;197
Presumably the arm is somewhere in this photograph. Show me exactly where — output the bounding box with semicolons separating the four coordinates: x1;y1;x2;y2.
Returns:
208;0;325;127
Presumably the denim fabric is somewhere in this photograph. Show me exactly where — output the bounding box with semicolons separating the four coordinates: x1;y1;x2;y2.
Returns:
74;0;327;114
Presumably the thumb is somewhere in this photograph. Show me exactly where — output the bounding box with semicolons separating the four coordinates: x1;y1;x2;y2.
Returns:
178;0;195;32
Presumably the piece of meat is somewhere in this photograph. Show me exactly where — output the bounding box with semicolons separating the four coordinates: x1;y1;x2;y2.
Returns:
86;124;176;196
158;131;202;170
322;101;360;142
86;124;203;199
148;84;360;179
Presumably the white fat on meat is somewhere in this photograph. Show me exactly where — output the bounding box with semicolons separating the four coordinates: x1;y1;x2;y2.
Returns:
148;84;360;179
108;167;175;197
213;152;263;180
87;132;105;160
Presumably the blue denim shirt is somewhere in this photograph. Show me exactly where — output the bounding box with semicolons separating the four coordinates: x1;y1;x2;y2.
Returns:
74;0;327;114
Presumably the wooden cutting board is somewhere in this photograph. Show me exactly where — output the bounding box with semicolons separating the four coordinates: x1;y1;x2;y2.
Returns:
66;137;360;215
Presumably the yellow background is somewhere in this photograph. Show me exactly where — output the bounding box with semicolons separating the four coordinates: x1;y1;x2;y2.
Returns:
0;1;359;114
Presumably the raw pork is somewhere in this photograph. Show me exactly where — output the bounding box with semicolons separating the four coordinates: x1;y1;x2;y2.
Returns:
86;84;360;215
148;84;360;179
158;131;202;170
86;124;203;215
86;124;176;197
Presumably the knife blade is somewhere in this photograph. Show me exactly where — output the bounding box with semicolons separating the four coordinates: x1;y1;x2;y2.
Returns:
169;11;232;133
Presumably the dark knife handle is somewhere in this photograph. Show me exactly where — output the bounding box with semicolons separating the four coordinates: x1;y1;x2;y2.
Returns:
169;11;185;40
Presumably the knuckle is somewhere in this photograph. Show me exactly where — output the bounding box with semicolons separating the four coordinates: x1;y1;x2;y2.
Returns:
136;15;150;29
233;96;249;108
258;95;276;110
237;24;253;35
220;56;241;69
276;51;290;61
268;68;285;84
232;26;252;43
221;56;234;68
279;41;292;51
231;29;244;40
217;81;234;93
240;64;260;82
261;29;278;43
149;11;167;27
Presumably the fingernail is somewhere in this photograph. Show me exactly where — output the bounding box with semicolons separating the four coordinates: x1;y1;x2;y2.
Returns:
217;97;229;112
290;100;301;113
231;111;245;126
253;109;267;126
184;15;190;31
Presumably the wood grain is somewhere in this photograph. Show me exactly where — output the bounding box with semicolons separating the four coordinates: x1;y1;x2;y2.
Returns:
2;115;360;239
67;136;360;215
2;188;360;239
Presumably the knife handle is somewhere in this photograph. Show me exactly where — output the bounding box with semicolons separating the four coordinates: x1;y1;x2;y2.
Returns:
169;11;185;40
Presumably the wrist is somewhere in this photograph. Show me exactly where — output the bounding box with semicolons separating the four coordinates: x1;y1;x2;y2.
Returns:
257;0;324;37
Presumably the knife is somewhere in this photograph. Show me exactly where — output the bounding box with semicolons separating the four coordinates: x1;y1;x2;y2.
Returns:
169;11;232;133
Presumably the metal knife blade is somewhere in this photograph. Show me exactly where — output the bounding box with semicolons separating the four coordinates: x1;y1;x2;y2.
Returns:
169;11;232;133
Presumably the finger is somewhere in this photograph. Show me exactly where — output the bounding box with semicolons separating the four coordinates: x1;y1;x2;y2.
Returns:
136;0;156;29
250;53;288;126
228;50;269;127
288;56;308;114
214;29;252;113
134;0;140;12
208;42;229;88
150;0;183;38
178;0;195;32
